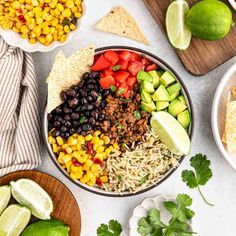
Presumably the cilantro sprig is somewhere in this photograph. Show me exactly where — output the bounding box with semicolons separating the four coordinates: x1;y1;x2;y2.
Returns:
137;194;195;236
97;219;122;236
182;154;214;206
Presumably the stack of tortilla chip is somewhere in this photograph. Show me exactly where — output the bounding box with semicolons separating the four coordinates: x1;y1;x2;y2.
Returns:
222;86;236;154
46;45;95;113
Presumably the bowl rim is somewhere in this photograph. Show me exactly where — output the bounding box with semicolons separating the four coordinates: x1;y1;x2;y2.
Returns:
0;1;86;53
43;46;195;197
228;0;236;11
211;62;236;170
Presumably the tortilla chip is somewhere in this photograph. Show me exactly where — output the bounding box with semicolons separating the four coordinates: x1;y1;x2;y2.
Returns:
47;45;95;113
231;86;236;100
95;6;149;45
225;101;236;154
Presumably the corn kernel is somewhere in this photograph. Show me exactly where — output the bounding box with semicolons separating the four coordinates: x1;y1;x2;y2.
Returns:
85;134;93;142
48;136;56;144
29;38;36;44
93;143;99;151
62;154;72;163
113;143;120;150
70;173;78;180
62;8;71;17
76;143;81;151
94;130;101;136
80;175;89;184
100;176;108;183
69;23;76;31
12;1;21;9
74;170;83;179
20;25;29;34
85;171;94;180
66;0;74;8
65;161;72;171
91;136;100;144
72;151;80;159
56;136;64;146
64;25;70;33
52;144;58;153
65;147;72;154
58;152;65;164
60;34;67;42
96;146;105;153
56;3;64;12
83;159;93;171
74;12;81;18
68;136;78;146
98;140;104;146
103;136;110;145
51;18;58;26
78;155;87;164
94;153;104;160
71;165;82;173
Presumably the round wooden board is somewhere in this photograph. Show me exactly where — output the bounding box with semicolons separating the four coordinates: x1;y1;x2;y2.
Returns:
0;170;81;236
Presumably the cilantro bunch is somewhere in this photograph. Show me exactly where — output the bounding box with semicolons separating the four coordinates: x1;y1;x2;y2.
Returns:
97;220;122;236
137;194;195;236
181;154;213;206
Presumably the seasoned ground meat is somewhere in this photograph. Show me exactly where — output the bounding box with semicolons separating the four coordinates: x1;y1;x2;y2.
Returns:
101;89;150;151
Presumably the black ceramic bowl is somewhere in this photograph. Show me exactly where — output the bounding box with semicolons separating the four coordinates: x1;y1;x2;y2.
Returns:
43;46;194;197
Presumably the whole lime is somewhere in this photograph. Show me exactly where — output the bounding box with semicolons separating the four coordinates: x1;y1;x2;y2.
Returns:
187;0;233;41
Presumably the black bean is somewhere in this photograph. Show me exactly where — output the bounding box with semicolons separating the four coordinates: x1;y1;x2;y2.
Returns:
88;117;96;125
89;71;100;79
61;126;67;132
56;116;64;122
87;79;97;84
69;128;76;135
60;91;67;101
82;124;91;131
75;106;83;112
83;72;90;80
99;113;105;121
68;98;79;108
77;127;82;133
87;84;95;91
101;100;106;109
64;114;71;121
81;98;88;105
79;89;87;97
64;132;70;138
53;121;61;128
90;90;99;99
66;89;76;97
55;107;63;114
71;112;80;120
102;89;110;97
63;107;72;114
83;104;93;111
91;111;99;120
47;113;53;122
87;96;93;102
61;120;66;125
73;121;80;126
52;130;60;137
48;124;53;131
81;131;87;136
65;121;72;128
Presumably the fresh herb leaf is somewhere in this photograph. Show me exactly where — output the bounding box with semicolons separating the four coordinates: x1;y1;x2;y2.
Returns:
79;116;86;124
117;175;122;181
97;219;122;236
117;88;125;95
122;142;127;149
134;111;141;120
97;93;102;102
110;85;116;92
112;65;121;71
181;154;213;206
117;123;124;129
137;217;154;236
140;175;148;184
122;98;132;103
149;209;165;229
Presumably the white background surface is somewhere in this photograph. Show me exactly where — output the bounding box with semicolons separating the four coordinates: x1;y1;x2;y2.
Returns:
32;0;236;235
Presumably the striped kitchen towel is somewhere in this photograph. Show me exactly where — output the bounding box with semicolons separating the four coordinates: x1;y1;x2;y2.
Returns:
0;37;41;176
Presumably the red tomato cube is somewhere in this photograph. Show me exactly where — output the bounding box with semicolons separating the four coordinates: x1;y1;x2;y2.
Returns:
104;50;119;65
130;52;141;62
119;51;132;61
99;75;116;89
126;76;137;87
128;61;144;76
91;55;111;71
141;57;151;66
114;71;130;83
145;63;158;72
118;59;129;70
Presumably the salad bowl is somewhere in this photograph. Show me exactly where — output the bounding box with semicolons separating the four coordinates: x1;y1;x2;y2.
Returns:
43;46;194;197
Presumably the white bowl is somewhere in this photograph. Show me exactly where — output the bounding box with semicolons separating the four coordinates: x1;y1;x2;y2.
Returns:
228;0;236;11
129;195;192;236
0;2;86;53
211;63;236;170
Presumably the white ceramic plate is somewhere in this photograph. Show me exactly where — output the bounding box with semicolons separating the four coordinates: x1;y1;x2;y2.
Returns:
0;2;86;53
211;63;236;170
129;195;192;236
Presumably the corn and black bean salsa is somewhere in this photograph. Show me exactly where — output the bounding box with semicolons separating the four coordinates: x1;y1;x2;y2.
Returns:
0;0;83;45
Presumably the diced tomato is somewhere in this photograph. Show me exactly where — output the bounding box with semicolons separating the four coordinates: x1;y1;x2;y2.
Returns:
94;158;104;166
126;76;137;87
128;61;144;76
130;52;140;62
114;71;130;83
141;57;151;66
117;83;129;95
145;63;158;72
123;89;132;98
94;54;100;63
72;158;82;167
104;50;119;65
87;142;94;154
103;69;114;76
118;59;128;70
99;75;116;89
96;178;103;187
119;51;132;61
91;55;111;71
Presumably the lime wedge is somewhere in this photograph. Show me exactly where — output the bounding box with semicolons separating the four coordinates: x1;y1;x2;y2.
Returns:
166;0;191;50
0;186;11;216
0;204;31;236
151;111;191;155
10;179;53;220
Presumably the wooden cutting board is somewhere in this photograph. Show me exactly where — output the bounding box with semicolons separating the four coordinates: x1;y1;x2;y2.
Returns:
0;170;81;236
144;0;236;76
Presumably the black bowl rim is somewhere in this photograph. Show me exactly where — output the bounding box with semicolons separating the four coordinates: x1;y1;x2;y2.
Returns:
43;46;195;197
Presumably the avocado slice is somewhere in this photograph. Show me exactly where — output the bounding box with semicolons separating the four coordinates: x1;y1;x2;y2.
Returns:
156;70;165;78
137;70;153;83
141;101;156;113
142;80;155;94
167;82;181;94
148;70;160;88
169;91;180;101
168;98;187;117
141;90;152;103
160;71;176;87
178;95;186;105
156;101;169;111
152;84;170;101
177;110;191;129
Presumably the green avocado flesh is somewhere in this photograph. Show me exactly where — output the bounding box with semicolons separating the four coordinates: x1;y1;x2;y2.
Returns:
21;219;70;236
177;110;191;129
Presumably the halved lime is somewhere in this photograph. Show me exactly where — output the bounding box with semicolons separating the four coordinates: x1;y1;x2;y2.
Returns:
0;204;31;236
166;0;191;50
151;111;191;155
0;186;11;216
10;179;53;220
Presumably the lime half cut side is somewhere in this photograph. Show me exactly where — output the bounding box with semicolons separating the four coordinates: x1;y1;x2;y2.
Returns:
0;186;11;216
10;179;53;220
166;0;191;50
151;111;191;155
0;204;31;236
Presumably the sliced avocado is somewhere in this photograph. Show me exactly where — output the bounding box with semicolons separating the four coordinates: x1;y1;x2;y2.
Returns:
178;95;186;105
163;108;168;112
156;70;165;77
160;71;176;87
137;70;153;83
141;90;152;103
148;70;160;88
170;91;180;101
168;98;187;117
142;80;155;94
156;101;169;111
177;110;191;129
152;84;170;101
167;82;181;94
141;101;156;113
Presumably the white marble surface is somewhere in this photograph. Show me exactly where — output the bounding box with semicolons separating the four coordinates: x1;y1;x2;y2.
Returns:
32;0;236;235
